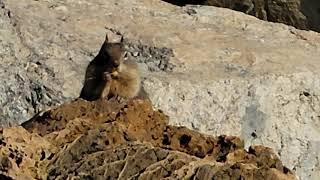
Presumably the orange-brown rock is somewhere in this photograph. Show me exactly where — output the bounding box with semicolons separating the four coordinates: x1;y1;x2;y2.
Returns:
0;98;296;179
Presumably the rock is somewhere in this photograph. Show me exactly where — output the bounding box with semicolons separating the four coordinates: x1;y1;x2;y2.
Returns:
0;98;295;179
0;0;319;179
204;0;310;31
0;1;66;127
163;0;320;32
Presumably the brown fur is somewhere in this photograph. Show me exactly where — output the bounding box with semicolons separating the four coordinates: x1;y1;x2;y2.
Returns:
106;59;141;100
80;34;148;101
79;34;125;101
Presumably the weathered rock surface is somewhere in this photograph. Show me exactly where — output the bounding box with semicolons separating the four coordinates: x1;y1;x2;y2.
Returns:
0;98;295;179
0;0;320;179
163;0;320;32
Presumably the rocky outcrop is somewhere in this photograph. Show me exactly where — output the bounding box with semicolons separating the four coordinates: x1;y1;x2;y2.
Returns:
0;98;295;179
163;0;320;32
1;0;320;179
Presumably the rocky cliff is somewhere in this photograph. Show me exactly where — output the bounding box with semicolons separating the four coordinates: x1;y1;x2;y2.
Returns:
0;0;319;179
0;98;295;179
163;0;320;32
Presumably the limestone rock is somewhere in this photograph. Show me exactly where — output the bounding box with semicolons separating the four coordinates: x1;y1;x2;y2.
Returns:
0;0;319;179
0;98;295;179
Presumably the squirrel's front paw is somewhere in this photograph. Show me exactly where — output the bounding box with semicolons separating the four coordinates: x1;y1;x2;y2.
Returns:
110;70;119;79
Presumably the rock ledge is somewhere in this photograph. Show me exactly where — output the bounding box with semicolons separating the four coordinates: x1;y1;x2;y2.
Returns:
0;98;296;179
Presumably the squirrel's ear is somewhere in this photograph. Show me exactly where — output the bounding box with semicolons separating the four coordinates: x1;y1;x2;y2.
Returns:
105;33;109;43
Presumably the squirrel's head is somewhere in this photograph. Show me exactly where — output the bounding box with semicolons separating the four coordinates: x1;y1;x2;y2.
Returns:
100;34;126;68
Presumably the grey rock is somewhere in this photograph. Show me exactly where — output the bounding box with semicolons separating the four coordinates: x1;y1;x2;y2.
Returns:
125;41;175;72
0;4;65;126
1;0;320;179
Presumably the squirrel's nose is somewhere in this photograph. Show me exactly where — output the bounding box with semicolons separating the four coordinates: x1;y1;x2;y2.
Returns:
113;62;119;68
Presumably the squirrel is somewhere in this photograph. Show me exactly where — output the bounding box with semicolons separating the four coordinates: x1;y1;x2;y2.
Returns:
103;57;141;101
80;33;148;101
